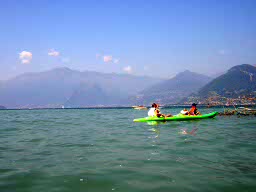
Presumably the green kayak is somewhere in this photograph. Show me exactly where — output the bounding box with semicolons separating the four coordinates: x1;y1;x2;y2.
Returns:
133;111;218;122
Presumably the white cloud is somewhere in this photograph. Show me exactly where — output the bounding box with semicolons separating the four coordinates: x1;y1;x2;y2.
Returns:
19;51;32;59
103;55;113;63
123;66;132;74
98;53;119;64
19;51;32;64
113;58;119;64
48;49;60;57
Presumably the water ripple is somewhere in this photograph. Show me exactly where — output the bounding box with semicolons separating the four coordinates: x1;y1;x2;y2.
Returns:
1;108;256;191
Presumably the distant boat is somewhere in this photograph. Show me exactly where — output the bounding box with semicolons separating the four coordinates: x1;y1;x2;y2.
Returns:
132;105;147;110
238;107;256;111
236;107;256;115
62;105;65;109
207;103;212;108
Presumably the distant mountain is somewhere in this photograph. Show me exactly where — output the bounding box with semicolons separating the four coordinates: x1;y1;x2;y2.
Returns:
65;82;112;107
129;70;212;105
0;68;81;108
0;67;162;108
0;105;6;109
197;64;256;98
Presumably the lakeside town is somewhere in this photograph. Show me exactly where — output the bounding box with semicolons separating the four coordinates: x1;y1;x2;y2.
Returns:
185;93;256;106
1;95;256;110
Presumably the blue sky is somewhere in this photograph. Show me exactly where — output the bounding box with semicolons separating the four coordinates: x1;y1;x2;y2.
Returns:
1;0;256;80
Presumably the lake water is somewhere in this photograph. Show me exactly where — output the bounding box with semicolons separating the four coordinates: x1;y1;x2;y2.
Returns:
1;108;256;192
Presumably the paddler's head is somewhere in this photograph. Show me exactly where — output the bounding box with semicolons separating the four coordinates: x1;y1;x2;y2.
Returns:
191;103;197;108
152;103;157;108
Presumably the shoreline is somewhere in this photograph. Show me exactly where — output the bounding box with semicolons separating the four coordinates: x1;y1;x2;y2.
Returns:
1;104;256;111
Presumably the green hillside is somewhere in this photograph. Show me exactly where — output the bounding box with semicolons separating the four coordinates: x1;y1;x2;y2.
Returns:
197;64;256;98
129;70;212;105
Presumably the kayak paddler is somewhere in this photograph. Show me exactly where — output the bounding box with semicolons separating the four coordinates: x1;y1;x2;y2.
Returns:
189;103;201;116
180;108;189;115
148;103;172;118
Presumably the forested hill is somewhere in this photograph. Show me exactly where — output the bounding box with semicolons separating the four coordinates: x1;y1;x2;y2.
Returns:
197;64;256;98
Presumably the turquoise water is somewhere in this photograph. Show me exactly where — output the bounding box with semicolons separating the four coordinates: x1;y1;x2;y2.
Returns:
1;108;256;192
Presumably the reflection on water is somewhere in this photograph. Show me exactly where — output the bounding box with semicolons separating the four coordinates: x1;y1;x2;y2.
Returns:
148;128;160;138
179;127;198;136
147;120;199;137
146;121;167;126
147;127;161;161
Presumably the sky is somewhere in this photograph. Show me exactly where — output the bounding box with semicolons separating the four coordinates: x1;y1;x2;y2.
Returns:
0;0;256;80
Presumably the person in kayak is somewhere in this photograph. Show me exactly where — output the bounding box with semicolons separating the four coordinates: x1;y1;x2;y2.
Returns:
180;108;189;115
189;103;201;116
148;103;172;117
148;103;157;117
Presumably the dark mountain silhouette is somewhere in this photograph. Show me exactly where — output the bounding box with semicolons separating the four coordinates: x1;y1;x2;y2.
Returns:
0;105;6;109
0;67;162;108
197;64;256;98
129;70;212;105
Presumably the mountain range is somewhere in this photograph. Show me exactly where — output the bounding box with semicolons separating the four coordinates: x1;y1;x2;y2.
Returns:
0;64;255;108
196;64;256;99
129;70;212;105
0;105;6;109
0;68;163;108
